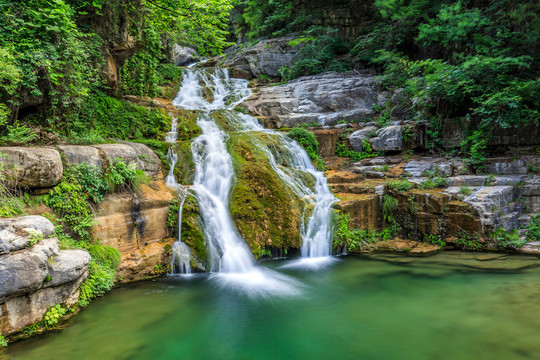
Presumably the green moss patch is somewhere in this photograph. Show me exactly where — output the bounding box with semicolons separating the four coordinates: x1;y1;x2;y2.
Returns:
227;133;304;257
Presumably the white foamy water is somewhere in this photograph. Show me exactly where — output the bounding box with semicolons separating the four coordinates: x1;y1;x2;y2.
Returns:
171;67;337;292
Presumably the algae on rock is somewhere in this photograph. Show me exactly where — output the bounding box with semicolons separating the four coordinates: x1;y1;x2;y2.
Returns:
226;133;304;257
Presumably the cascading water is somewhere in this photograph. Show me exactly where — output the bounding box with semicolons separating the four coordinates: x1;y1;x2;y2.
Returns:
170;66;336;293
164;115;192;274
224;112;337;259
172;68;301;296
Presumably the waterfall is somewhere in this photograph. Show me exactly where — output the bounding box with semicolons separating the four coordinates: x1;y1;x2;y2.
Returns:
223;112;337;260
170;66;336;291
170;189;191;274
164;114;192;274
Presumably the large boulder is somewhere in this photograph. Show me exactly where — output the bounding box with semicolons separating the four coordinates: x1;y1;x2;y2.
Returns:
92;143;162;178
348;126;378;151
0;216;55;254
370;126;403;151
0;237;58;302
0;147;63;188
57;145;103;169
174;45;199;66
0;216;91;336
224;37;301;79
242;71;381;127
45;250;92;288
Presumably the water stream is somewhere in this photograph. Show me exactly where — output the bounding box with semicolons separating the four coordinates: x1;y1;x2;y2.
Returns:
172;68;337;275
164;114;191;274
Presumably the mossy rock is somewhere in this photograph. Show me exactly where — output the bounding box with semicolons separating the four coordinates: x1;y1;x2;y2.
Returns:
181;194;208;270
173;141;195;185
175;109;202;141
227;132;304;257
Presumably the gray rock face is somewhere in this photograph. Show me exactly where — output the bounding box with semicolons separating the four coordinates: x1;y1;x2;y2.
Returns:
404;159;454;177
446;186;520;232
224;37;301;79
242;71;380;127
370;126;403;151
484;157;528;175
0;216;56;254
45;250;91;288
174;45;199;66
93;143;161;178
0;238;59;302
57;145;102;169
0;147;63;188
0;216;91;336
348;126;378;151
119;141;162;178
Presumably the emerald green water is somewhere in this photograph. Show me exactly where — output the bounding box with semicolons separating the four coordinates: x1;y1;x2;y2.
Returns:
4;252;540;360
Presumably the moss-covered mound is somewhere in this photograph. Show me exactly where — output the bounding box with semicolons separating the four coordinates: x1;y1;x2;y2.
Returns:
180;193;208;270
227;132;304;257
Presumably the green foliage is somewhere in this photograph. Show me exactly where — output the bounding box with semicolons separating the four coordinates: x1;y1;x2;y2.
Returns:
454;229;482;251
491;227;526;250
382;194;398;221
350;0;540;157
288;127;326;170
235;0;311;40
42;304;66;329
280;32;351;81
45;178;95;242
69;163;108;204
86;244;121;269
386;179;413;192
104;160;148;193
0;332;7;347
64;94;170;143
423;233;445;247
26;231;44;248
419;176;448;190
0;0;232;133
459;186;472;196
78;260;115;307
526;215;540;242
167;198;180;236
336;142;380;162
333;211;399;252
0;122;38;145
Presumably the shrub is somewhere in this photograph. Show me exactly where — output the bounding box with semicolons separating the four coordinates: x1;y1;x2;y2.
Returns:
454;229;482;251
386;179;413;192
335;142;380;162
78;261;116;307
492;228;526;250
526;215;540;242
68;163;108;204
280;33;352;81
0;332;6;347
423;233;445;247
42;304;66;329
104;160;148;193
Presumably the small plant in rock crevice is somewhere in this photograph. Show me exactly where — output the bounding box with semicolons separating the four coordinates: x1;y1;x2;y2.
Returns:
288;127;326;170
